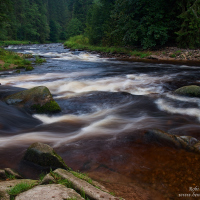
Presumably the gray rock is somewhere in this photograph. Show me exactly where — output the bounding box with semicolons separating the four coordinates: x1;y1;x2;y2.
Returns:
54;168;123;200
144;129;200;153
4;86;61;114
40;174;55;185
0;179;37;199
144;129;181;147
193;142;200;151
174;85;200;98
15;184;84;200
23;142;69;170
0;189;9;200
179;136;199;146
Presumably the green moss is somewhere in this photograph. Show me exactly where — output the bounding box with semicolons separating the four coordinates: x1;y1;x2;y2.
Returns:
50;170;73;188
24;143;68;169
175;85;200;97
70;171;93;185
31;100;61;114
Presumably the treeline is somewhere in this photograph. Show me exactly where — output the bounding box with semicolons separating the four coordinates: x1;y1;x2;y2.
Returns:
1;0;200;49
0;0;93;43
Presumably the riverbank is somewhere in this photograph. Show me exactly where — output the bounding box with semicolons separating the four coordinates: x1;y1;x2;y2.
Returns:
0;48;33;71
64;35;200;66
0;41;39;47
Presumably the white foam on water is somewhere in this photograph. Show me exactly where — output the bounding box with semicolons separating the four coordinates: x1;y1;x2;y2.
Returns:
166;93;200;105
0;112;158;148
0;71;175;98
156;98;200;121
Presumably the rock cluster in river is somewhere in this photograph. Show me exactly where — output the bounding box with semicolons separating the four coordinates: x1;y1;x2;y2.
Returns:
0;143;122;200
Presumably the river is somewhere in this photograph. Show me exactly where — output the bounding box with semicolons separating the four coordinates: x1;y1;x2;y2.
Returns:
1;43;200;199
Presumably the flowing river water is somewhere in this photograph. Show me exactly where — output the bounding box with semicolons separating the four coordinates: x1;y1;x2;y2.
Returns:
1;43;200;199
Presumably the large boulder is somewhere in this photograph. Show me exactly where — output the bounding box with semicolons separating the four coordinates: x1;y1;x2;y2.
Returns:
4;86;61;114
23;142;69;170
174;85;200;97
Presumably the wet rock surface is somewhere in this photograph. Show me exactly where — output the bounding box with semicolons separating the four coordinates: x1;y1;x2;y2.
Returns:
0;179;37;199
23;142;69;170
4;86;61;114
54;168;122;200
0;100;41;134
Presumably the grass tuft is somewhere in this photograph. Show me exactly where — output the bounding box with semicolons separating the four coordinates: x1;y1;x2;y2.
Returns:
70;171;93;185
8;182;36;199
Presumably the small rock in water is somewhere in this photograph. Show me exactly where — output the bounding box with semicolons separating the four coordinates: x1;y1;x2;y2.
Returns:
174;85;200;98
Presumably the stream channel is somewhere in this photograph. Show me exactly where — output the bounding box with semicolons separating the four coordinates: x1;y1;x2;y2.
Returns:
1;43;200;199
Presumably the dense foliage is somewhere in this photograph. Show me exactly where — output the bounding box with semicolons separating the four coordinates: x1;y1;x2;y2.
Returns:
0;0;200;48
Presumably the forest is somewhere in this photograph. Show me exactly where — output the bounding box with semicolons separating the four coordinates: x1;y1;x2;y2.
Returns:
0;0;200;49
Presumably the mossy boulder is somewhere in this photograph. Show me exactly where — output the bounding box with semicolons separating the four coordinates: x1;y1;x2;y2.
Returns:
174;85;200;97
23;142;69;170
4;86;61;114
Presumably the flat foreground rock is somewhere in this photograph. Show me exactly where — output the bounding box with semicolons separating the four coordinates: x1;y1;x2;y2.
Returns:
0;179;37;200
55;168;122;200
15;184;84;200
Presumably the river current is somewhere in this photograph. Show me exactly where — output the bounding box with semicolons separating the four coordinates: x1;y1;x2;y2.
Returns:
1;43;200;199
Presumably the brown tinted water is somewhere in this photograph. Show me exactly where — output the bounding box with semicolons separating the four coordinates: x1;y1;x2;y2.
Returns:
1;43;200;199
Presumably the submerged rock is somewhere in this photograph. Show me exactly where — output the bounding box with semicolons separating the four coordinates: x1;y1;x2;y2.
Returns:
4;86;61;114
23;142;69;170
144;129;200;153
174;85;200;97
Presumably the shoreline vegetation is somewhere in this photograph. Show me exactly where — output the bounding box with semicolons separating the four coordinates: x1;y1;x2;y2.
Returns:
64;35;200;65
0;44;46;72
0;41;39;47
0;48;32;71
